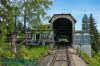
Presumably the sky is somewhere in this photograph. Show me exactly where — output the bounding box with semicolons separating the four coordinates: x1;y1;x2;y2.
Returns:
47;0;100;32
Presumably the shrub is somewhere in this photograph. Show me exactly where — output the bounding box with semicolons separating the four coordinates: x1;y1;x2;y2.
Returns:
93;51;100;63
0;50;16;60
88;63;100;66
0;45;48;65
78;50;100;66
17;45;48;61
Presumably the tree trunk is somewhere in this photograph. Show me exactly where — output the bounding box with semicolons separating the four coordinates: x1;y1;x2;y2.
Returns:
11;34;17;53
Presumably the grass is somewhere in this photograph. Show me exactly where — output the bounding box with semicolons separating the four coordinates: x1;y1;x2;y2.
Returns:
78;50;100;66
88;63;100;66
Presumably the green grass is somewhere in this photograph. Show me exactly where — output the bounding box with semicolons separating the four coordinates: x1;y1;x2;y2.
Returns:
78;50;100;66
88;63;100;66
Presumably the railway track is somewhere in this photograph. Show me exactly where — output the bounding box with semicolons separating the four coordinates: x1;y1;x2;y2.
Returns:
50;44;72;66
37;44;86;66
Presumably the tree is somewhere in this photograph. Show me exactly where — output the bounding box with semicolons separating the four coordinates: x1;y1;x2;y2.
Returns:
21;0;52;28
82;14;89;31
89;14;99;53
0;0;21;53
0;0;11;43
20;0;52;45
0;0;20;34
0;0;52;48
17;21;24;33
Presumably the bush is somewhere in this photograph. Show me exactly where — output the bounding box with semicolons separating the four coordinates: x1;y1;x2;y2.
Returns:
17;45;48;61
0;43;16;61
78;50;100;66
93;51;100;63
0;50;16;61
88;63;100;66
0;45;48;65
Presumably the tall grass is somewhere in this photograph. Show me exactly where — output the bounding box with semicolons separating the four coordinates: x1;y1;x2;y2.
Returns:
79;51;100;66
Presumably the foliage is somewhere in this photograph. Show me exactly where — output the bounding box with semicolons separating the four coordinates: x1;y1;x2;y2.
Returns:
0;0;20;46
89;14;99;53
82;14;89;31
32;24;51;34
88;63;100;66
0;24;7;43
17;33;24;38
93;51;100;63
17;21;24;33
19;0;52;29
16;45;48;60
0;0;8;44
82;14;99;53
0;50;16;61
79;51;97;64
0;0;52;54
79;50;100;66
0;0;51;65
0;45;48;65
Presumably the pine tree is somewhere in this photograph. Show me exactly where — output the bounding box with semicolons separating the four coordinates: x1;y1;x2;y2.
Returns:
82;14;89;31
89;13;99;53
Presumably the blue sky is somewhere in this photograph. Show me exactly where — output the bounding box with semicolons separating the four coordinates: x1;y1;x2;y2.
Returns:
47;0;100;32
